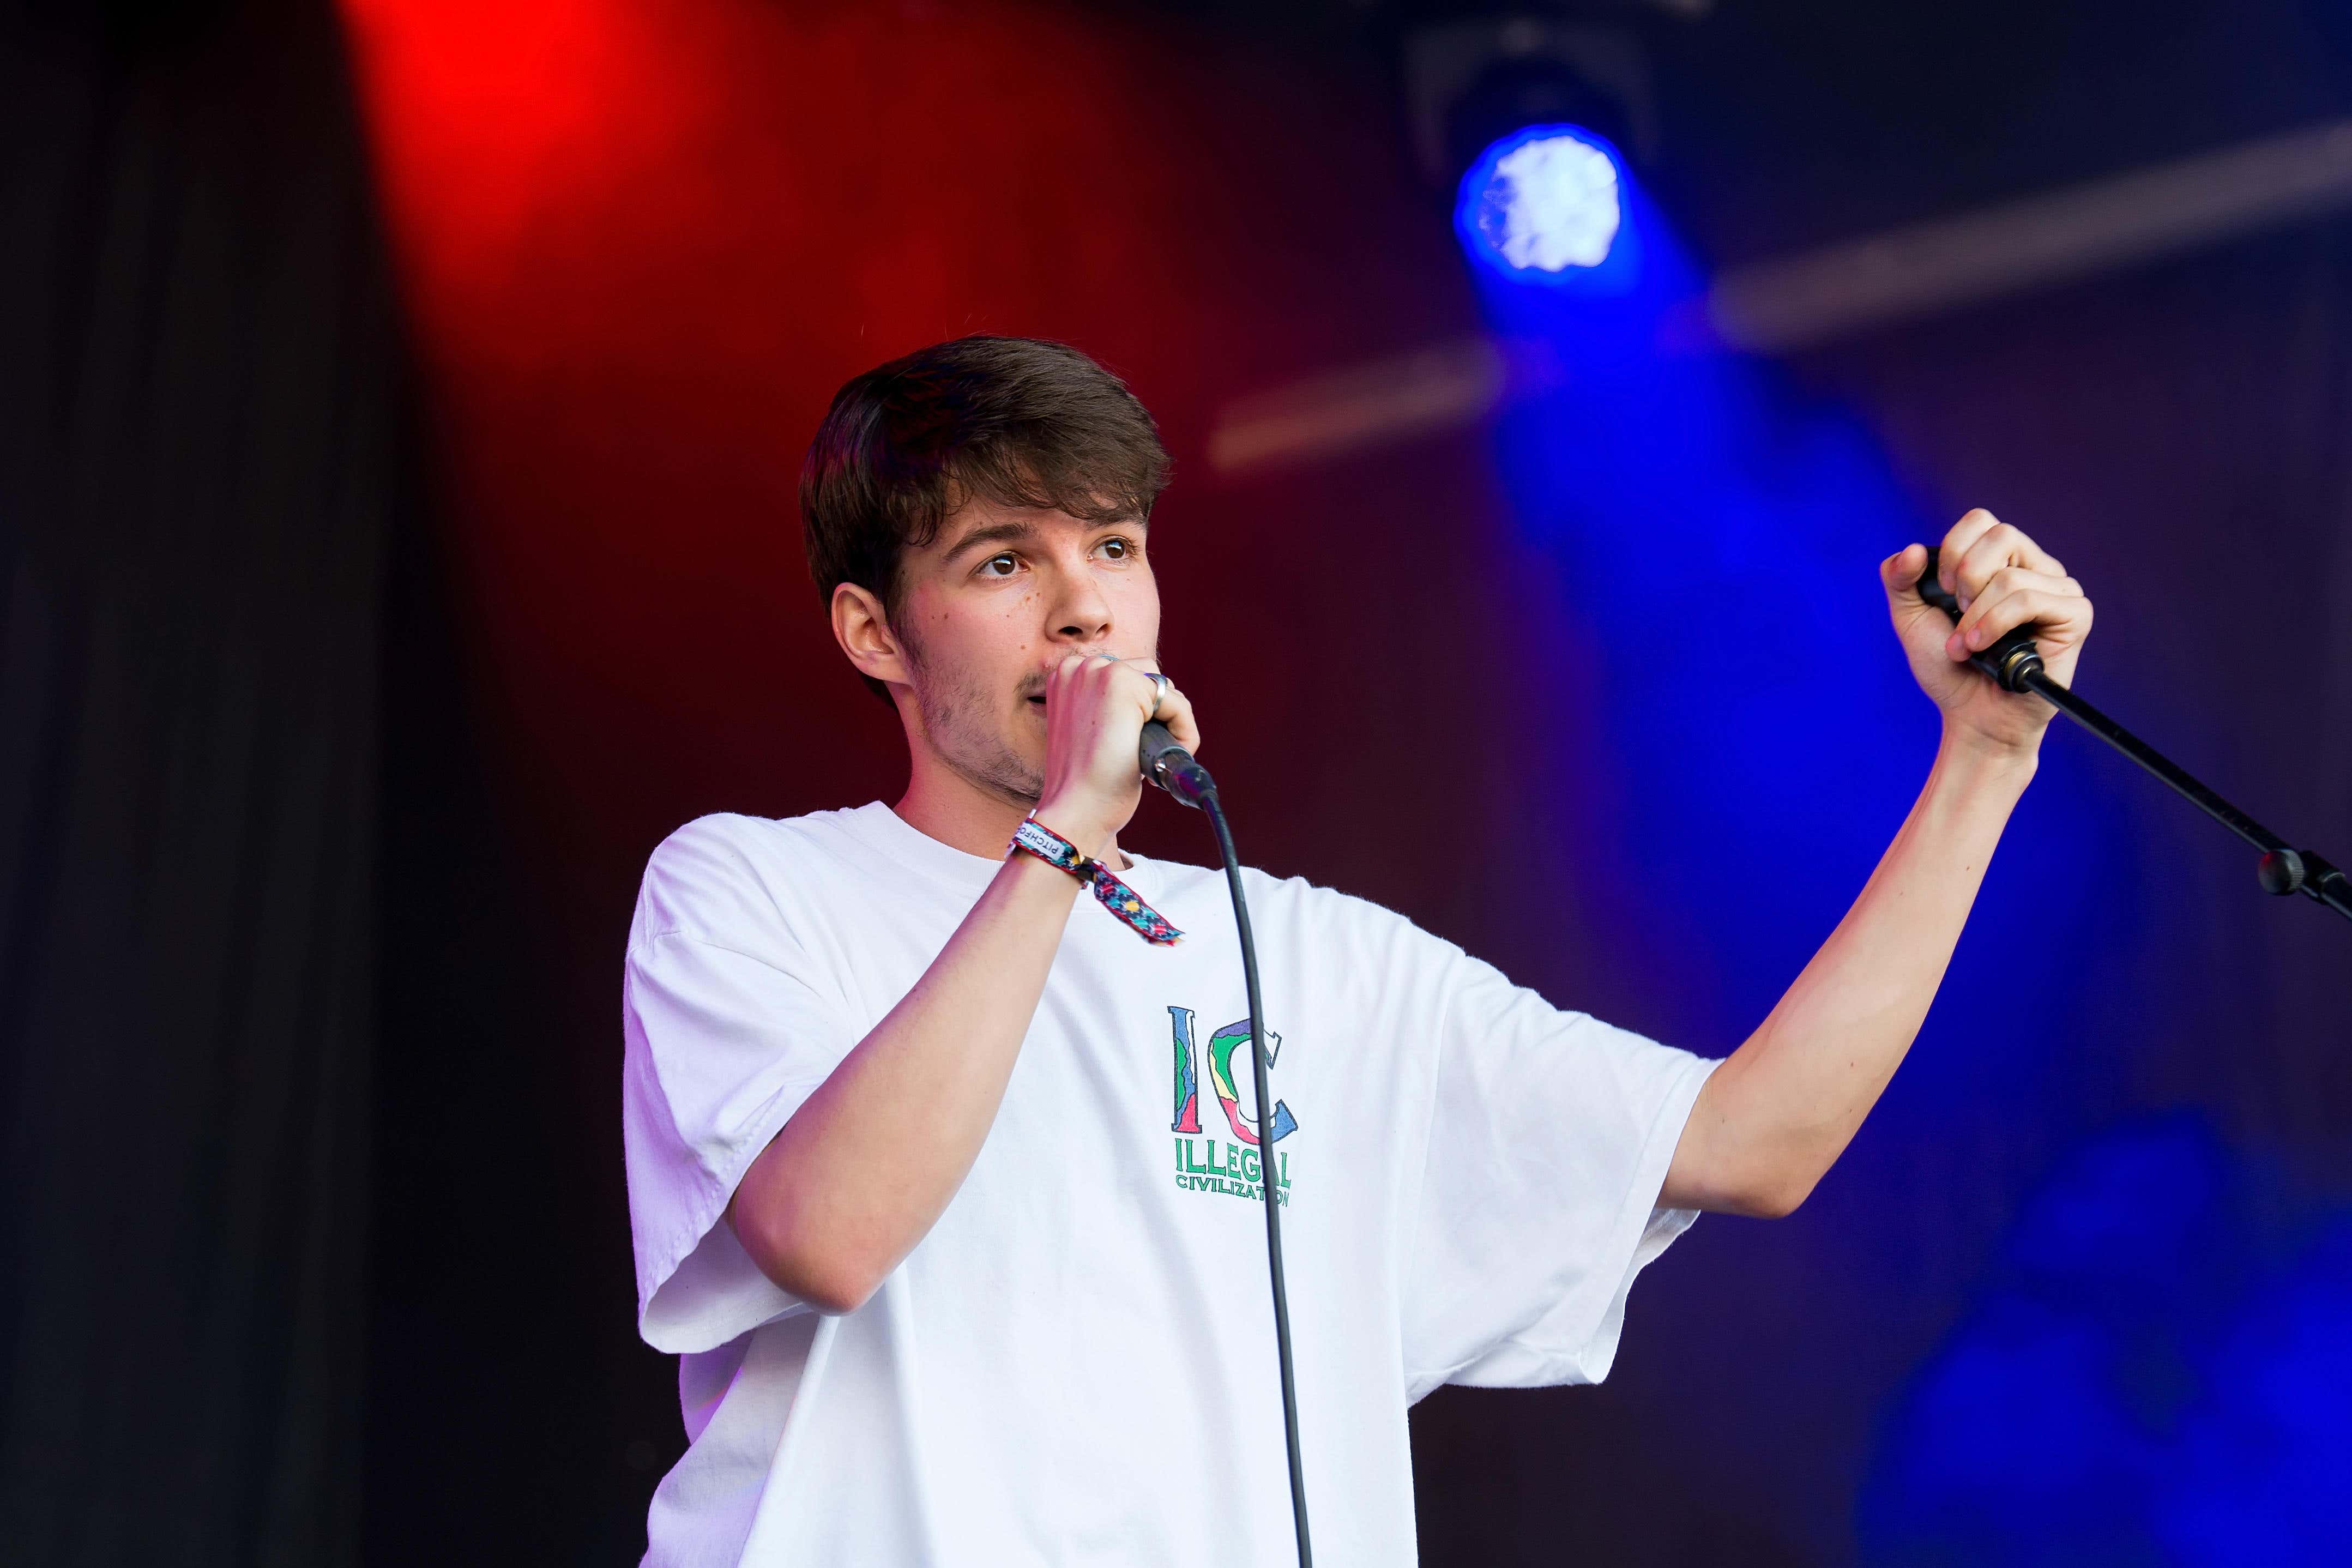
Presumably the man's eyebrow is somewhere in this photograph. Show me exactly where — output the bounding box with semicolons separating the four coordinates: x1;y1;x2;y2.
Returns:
939;519;1038;564
938;514;1145;564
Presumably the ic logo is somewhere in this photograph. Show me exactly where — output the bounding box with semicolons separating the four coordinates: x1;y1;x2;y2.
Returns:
1167;1005;1296;1147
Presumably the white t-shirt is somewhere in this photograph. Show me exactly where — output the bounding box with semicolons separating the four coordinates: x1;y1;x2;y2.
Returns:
622;802;1718;1567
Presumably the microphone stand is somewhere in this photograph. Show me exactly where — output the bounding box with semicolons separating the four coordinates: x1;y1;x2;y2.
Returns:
1918;550;2351;923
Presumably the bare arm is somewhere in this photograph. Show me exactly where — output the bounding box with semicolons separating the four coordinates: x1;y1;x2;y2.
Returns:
727;852;1083;1312
1661;734;2031;1216
728;652;1186;1313
1661;511;2094;1217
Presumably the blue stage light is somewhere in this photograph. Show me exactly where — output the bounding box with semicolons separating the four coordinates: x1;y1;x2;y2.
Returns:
1455;124;1635;288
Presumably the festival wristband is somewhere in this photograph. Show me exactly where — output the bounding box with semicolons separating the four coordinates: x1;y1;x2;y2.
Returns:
1008;815;1183;945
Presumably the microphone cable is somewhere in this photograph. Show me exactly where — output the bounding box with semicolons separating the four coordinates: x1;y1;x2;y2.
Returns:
1141;719;1312;1567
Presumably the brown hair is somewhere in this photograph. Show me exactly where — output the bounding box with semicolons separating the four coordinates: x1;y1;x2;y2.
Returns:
800;335;1172;700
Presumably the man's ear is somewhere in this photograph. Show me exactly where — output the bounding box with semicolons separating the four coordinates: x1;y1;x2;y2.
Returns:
831;582;912;687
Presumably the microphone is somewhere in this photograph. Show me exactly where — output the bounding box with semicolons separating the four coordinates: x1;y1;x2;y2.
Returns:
1139;720;1217;809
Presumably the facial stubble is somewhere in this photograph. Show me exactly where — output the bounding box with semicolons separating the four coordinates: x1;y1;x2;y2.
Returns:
901;625;1045;809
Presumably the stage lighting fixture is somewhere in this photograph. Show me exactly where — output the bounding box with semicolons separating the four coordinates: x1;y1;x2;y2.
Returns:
1456;124;1624;276
1405;16;1664;288
1403;16;1658;194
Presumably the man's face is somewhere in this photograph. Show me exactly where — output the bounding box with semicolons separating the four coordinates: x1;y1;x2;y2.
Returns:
889;499;1160;804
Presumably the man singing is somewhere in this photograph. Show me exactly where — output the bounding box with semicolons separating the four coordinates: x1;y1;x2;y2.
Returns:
620;335;2093;1565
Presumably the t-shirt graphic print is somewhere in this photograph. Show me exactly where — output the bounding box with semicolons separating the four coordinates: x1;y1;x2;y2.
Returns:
1168;1006;1295;1207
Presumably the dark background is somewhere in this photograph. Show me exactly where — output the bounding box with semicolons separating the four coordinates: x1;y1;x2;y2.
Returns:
4;0;2349;1563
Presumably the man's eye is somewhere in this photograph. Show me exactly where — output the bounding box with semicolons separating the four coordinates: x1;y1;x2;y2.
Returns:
1100;537;1130;559
981;553;1018;577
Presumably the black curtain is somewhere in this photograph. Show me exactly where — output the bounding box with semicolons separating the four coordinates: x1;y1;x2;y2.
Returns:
0;1;401;1561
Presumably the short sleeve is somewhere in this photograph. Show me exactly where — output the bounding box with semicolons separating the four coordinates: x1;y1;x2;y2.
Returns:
621;819;863;1355
1400;946;1719;1401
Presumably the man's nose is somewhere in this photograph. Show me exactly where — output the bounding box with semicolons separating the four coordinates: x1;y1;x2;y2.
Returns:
1046;565;1113;644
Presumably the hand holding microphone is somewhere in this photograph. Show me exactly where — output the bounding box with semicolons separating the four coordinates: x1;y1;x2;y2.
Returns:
1032;652;1202;856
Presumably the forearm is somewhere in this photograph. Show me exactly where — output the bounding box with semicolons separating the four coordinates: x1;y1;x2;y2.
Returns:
1665;729;2036;1216
728;848;1081;1312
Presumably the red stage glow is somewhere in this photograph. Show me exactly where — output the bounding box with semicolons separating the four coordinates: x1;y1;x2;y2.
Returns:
340;2;1246;830
335;0;1519;956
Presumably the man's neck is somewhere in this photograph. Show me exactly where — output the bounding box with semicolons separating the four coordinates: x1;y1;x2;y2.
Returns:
893;761;1129;870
